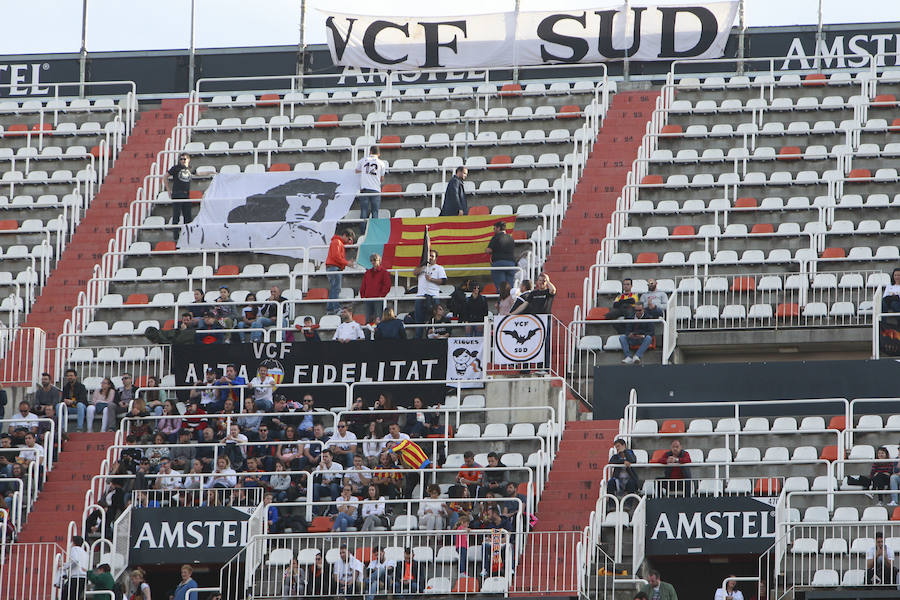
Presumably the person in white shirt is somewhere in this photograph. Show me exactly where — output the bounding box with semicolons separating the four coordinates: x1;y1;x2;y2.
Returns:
154;458;182;491
19;432;45;465
354;146;388;227
189;368;220;408
64;535;90;599
332;484;359;531
333;544;364;595
360;484;387;531
204;457;238;489
417;483;448;530
327;420;359;467
883;268;900;316
345;453;373;495
413;249;447;338
312;449;344;514
9;401;39;432
714;576;744;600
248;365;276;411
380;423;410;451
866;532;899;586
334;307;366;343
364;546;396;600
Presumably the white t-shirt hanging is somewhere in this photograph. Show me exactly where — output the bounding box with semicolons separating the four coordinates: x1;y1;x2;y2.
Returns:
417;263;446;297
357;155;387;191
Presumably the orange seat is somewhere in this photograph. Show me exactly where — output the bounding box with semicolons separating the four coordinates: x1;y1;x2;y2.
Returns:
314;113;338;128
134;375;149;387
189;190;203;200
821;247;846;259
216;264;239;276
557;104;581;118
6;124;27;136
630;336;655;351
125;294;149;305
635;252;659;264
776;303;799;318
802;73;827;86
352;314;366;326
382;183;402;194
828;415;846;431
641;175;663;185
481;283;497;294
671;225;695;236
378;135;402;148
31;123;52;133
755;478;782;495
735;197;757;208
511;230;527;240
731;276;756;292
308;516;333;532
488;155;512;168
162;320;175;331
305;288;328;300
750;223;774;234
587;307;610;320
661;124;683;135
892;506;900;521
651;449;667;463
777;146;802;160
354;546;374;564
660;419;685;434
891;118;900;131
469;205;490;215
517;481;533;496
499;83;522;97
90;145;108;158
848;168;871;180
819;445;838;461
0;220;17;230
873;93;896;107
268;163;290;172
452;577;480;593
257;93;280;107
154;241;176;252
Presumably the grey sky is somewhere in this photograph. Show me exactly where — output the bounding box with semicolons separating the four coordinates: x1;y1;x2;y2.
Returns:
3;0;899;55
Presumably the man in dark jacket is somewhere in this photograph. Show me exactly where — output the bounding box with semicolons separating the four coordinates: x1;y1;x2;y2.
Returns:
439;166;468;216
607;438;640;497
618;302;655;365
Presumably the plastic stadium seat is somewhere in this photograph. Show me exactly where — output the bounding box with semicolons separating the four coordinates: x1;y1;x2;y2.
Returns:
587;307;609;320
633;420;658;434
812;570;839;587
305;288;328;300
425;578;452;594
660;420;685;434
125;294;149;305
848;168;871;180
755;478;782;496
792;538;818;554
557;104;581;118
821;247;846;259
315;114;339;128
776;303;800;318
267;548;293;566
792;446;818;461
731;276;756;291
828;416;846;431
892;507;900;521
453;577;480;593
641;175;663;185
154;241;176;252
843;570;866;586
635;252;658;264
735;197;757;208
832;507;859;522
819;445;839;461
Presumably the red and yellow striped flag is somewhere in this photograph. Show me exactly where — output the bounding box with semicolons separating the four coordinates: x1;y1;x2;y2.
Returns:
381;215;516;277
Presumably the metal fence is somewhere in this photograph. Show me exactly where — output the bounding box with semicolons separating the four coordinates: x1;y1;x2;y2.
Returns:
0;542;64;600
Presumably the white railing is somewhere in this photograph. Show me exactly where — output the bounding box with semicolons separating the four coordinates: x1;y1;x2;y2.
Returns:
0;326;46;387
0;542;65;600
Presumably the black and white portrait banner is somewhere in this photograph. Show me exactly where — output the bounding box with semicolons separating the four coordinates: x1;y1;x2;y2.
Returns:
323;2;739;70
179;170;360;261
447;337;486;388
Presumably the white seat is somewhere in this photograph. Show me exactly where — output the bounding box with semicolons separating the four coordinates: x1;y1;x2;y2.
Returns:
483;423;508;438
763;447;789;461
425;578;452;594
862;506;888;522
791;538;819;553
799;416;825;430
633;420;658;434
849;445;875;460
734;447;760;462
455;424;481;438
811;569;839;587
831;507;859;522
855;415;883;430
783;477;809;492
842;569;866;586
266;547;294;566
725;478;752;494
391;515;417;531
706;448;731;463
743;417;769;432
714;418;739;432
803;506;830;523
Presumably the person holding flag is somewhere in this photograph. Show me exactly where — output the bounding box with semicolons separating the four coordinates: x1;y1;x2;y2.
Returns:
385;437;431;498
412;227;446;338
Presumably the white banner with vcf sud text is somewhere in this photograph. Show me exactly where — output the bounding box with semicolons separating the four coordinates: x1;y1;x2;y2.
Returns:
323;2;738;70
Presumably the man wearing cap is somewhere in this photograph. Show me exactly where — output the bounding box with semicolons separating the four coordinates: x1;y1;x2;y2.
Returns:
195;311;225;344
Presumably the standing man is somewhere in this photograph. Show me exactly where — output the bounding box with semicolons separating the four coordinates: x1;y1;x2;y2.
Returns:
173;564;199;600
167;152;193;240
510;273;556;315
355;146;387;230
486;221;517;290
413;249;447;338
640;570;678;600
63;535;89;600
440;166;468;216
360;253;391;324
326;229;357;314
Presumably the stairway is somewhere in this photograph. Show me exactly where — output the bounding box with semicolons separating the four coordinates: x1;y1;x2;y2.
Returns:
22;98;188;349
17;432;116;545
544;91;661;325
512;420;619;596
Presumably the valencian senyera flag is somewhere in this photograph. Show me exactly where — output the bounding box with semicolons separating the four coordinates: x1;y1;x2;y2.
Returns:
358;215;516;277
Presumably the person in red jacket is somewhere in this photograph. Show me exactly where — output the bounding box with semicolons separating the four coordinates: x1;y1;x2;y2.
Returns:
655;438;692;496
360;253;391;324
326;229;356;314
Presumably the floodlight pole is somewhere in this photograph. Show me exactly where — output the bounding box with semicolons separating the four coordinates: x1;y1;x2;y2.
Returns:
512;0;521;83
736;0;746;74
297;0;307;91
815;0;824;72
623;0;631;82
188;0;196;92
79;0;88;97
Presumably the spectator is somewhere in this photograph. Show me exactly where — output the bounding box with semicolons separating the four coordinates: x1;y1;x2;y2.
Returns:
714;576;744;600
448;483;474;528
326;229;357;314
426;304;451;339
619;302;655;365
204;456;237;489
128;568;152;600
496;281;518;316
214;364;247;412
295;394;318;439
487;221;517;290
360;483;388;531
360;252;391;324
413;249;447;338
181;400;209;436
394;547;424;594
373;451;403;499
502;481;525;519
374;308;406;340
332;484;359;531
114;372;137;419
641;570;677;600
465;282;489;336
633;594;649;600
355;146;387;227
302;423;329;469
607;278;638;334
63;535;89;600
607;438;640;499
86;376;115;432
440;166;468;216
182;459;206;494
328;421;358;467
236;397;262;431
166;152;193;240
333;544;364;595
248;364;275;411
296;316;321;342
281;557;305;599
510;273;556;315
249;286;288;342
306;554;327;596
364;546;396;600
867;532;898;585
312;449;343;513
481;452;507;496
454;513;472;573
9;401;39;434
213;285;236;329
334;306;366;343
641;278;668;317
196;311;226;344
188;288;207;324
61;368;88;432
458;450;483;496
418;483;448;529
882;268;900;318
403;396;440;438
380;422;409;450
655;439;692;494
236;292;259;343
86;563;116;595
18;432;44;467
155;457;181;492
268;462;292;502
155;400;181;441
33;372;61;421
848;446;893;503
172;564;198;600
141;375;167;417
362;422;382;467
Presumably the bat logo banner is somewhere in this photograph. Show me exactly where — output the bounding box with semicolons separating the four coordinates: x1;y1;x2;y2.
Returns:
493;314;548;366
